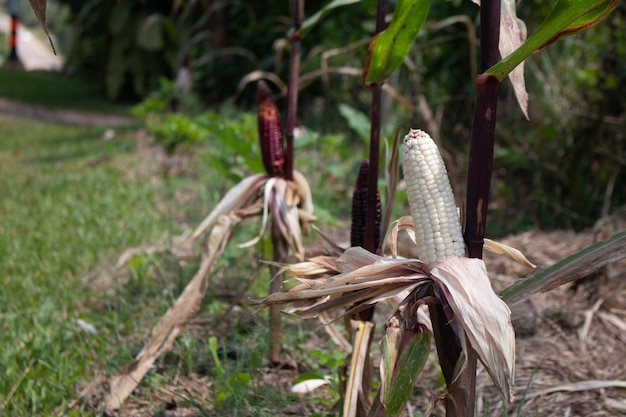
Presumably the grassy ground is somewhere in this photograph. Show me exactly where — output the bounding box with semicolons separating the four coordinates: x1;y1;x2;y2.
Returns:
0;96;339;415
0;111;231;415
0;115;163;414
0;68;132;114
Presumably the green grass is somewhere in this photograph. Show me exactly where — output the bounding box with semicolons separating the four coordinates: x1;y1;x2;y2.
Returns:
0;68;132;114
0;72;355;415
0;112;340;416
0;114;194;415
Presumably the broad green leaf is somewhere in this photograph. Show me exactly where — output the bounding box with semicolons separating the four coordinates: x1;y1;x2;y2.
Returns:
487;0;617;81
363;0;430;84
380;322;400;405
500;231;626;305
555;0;619;41
137;15;165;51
382;327;431;416
338;103;370;142
108;1;132;35
227;372;252;389
297;0;361;38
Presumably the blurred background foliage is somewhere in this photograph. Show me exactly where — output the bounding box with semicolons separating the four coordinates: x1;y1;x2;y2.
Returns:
11;0;626;235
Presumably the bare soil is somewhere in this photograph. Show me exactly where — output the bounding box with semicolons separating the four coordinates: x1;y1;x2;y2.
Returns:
99;224;626;416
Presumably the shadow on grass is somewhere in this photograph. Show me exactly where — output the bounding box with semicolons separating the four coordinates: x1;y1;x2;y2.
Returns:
14;127;138;165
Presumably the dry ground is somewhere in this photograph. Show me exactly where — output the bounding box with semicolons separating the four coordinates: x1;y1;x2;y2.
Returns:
68;127;625;416
103;222;626;417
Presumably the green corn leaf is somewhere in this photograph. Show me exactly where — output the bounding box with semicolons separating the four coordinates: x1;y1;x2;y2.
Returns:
487;0;618;81
297;0;361;39
380;320;400;407
363;0;430;84
500;231;626;305
382;326;431;416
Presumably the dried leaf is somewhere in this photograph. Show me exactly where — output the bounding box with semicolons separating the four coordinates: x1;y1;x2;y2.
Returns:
471;0;528;118
525;379;626;400
430;257;515;402
344;320;375;417
28;0;57;55
291;378;330;394
500;0;528;119
501;231;626;305
319;312;352;352
189;173;267;241
104;214;240;412
484;238;536;269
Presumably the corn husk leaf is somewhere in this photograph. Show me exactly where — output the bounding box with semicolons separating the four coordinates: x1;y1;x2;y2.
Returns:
238;177;280;248
484;238;536;269
189;170;314;262
292;170;314;216
430;257;515;402
382;215;417;258
381;320;431;416
259;248;515;402
189;173;267;241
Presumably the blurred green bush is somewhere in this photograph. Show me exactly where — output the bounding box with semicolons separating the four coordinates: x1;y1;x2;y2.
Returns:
58;0;625;234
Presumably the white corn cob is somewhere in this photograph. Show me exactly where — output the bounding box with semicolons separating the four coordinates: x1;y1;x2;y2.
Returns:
402;129;465;265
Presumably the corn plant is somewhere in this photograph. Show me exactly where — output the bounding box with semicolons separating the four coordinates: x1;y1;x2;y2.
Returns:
259;0;623;416
25;0;623;415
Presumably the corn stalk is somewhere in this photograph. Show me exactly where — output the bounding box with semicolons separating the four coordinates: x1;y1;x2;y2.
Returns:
432;1;502;415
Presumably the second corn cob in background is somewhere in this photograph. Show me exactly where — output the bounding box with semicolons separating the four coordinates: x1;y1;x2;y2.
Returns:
351;160;382;250
402;128;465;266
257;81;286;177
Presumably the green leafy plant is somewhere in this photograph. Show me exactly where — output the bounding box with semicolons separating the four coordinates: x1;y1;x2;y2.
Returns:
208;336;252;408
